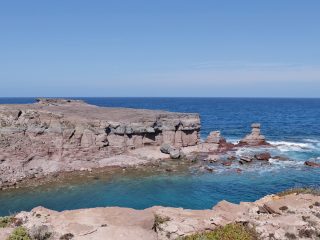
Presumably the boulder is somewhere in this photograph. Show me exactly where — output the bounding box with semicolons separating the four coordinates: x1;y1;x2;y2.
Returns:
222;161;232;166
160;143;181;159
239;155;253;163
160;143;174;154
254;152;271;161
239;123;268;146
169;149;181;159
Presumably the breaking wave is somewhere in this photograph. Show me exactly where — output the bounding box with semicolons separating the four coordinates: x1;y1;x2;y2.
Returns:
268;140;318;152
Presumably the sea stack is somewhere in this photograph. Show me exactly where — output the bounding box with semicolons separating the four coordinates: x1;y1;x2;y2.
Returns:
239;123;268;146
205;131;226;144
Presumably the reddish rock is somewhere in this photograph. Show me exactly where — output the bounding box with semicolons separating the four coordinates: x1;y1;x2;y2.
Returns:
254;152;271;161
227;155;237;161
304;161;320;167
273;155;289;161
206;131;234;152
222;161;232;166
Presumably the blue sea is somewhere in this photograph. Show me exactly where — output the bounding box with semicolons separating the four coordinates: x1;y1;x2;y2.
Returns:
0;98;320;216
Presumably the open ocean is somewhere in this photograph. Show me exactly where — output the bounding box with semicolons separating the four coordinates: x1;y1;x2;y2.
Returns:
0;98;320;216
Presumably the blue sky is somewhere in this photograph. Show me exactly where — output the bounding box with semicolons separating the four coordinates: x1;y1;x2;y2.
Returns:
1;1;319;97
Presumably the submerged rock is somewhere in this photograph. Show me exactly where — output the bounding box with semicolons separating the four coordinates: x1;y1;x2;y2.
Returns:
304;161;320;167
255;152;271;161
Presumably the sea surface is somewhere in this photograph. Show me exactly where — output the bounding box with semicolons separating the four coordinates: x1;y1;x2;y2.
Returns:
0;98;320;216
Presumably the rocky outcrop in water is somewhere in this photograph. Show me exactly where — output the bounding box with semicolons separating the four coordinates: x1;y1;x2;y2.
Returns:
1;192;319;240
0;99;200;189
305;161;320;167
239;123;268;146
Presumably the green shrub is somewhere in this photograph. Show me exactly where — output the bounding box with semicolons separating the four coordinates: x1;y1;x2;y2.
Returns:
0;216;13;228
7;226;31;240
152;214;170;232
179;223;258;240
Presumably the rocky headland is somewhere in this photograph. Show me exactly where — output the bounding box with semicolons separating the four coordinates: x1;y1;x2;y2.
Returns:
1;190;319;240
0;98;278;189
0;99;202;189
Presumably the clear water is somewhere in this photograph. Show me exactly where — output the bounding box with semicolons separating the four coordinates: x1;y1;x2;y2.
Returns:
0;98;319;216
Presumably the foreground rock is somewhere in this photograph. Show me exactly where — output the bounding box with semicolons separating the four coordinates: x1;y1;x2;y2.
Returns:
239;123;269;146
0;99;200;189
1;192;319;240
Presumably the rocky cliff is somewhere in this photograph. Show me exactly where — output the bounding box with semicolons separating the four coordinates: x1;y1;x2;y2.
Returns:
0;99;200;188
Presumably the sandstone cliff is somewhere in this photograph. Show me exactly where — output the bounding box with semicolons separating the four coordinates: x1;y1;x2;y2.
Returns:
0;99;200;188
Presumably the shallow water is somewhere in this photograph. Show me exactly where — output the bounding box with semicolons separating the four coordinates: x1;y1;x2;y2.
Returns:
0;98;319;216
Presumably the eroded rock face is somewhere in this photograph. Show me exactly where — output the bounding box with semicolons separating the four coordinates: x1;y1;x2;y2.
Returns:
0;99;200;188
239;123;268;146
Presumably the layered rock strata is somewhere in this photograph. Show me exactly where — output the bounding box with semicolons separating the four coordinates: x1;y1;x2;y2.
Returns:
239;123;268;146
0;99;200;188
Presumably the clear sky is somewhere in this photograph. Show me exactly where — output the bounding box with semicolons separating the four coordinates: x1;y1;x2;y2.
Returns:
1;0;320;97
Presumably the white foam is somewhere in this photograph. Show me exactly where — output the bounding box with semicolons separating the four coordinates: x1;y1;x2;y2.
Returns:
268;141;316;152
303;138;320;143
269;158;304;166
227;138;240;144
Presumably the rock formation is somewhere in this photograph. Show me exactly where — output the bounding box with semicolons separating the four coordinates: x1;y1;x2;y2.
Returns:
0;99;200;189
239;123;268;146
255;152;271;161
1;192;319;240
305;161;320;167
205;131;226;144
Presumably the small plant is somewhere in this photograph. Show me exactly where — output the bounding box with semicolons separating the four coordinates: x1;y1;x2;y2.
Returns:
152;214;170;232
299;229;315;238
284;232;296;239
179;223;258;240
8;226;31;240
59;233;74;240
279;206;288;211
29;225;52;240
277;187;320;197
0;216;13;228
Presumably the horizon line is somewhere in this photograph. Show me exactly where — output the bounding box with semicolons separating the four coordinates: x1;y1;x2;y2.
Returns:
1;96;320;99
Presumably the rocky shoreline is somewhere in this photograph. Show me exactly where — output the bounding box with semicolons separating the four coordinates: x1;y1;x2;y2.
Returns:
0;98;258;190
1;190;319;240
1;99;319;190
1;99;320;239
